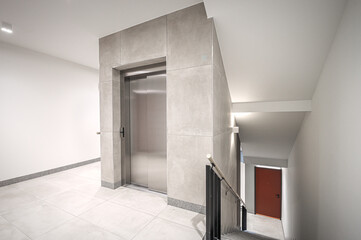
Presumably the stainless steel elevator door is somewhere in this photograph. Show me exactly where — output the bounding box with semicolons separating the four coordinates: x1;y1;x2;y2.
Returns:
129;73;167;193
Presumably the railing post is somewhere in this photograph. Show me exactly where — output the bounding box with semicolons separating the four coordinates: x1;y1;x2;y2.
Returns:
241;205;247;231
206;165;222;240
216;173;221;239
206;165;212;240
206;155;248;237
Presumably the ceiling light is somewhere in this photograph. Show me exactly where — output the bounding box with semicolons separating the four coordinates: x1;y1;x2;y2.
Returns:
256;165;281;170
1;22;13;34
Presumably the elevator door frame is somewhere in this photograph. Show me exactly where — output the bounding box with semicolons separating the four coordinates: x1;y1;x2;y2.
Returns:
125;70;167;194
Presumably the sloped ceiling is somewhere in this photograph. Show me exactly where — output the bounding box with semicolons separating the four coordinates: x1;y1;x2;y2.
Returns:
204;0;346;102
236;112;305;159
204;0;346;162
0;0;201;69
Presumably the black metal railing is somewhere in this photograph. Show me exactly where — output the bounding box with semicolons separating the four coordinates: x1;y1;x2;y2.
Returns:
241;205;247;231
205;154;247;240
206;165;221;240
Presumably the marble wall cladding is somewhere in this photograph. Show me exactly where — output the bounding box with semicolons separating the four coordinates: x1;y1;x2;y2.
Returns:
212;24;232;136
167;3;212;70
99;32;121;70
112;132;122;184
121;17;166;65
99;80;120;132
100;132;115;183
221;187;239;233
98;5;239;227
100;132;122;184
167;65;213;136
167;134;212;206
213;131;238;189
213;128;239;233
212;23;226;78
212;20;240;233
213;67;232;135
99;69;122;186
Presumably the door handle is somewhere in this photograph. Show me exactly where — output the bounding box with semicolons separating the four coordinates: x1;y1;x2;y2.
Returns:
120;127;125;138
275;194;280;198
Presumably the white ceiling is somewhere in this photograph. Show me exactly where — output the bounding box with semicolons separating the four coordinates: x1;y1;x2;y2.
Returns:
0;0;201;69
236;112;305;159
205;0;346;102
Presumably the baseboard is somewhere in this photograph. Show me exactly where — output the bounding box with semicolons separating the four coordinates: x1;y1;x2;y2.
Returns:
0;158;100;187
168;197;206;214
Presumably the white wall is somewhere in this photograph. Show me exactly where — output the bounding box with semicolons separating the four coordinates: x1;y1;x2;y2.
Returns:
245;163;255;214
241;162;246;202
282;1;361;239
0;41;100;181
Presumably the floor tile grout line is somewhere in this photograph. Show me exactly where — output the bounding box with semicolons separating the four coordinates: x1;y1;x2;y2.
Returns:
75;190;163;240
78;214;133;240
155;215;206;234
129;215;158;240
32;217;76;240
0;215;34;240
2;184;205;238
1;186;100;239
27;177;118;239
2;163;209;239
34;211;125;240
41;194;107;218
100;197;161;218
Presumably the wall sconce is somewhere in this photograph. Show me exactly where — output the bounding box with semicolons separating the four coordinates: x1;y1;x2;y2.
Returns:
232;126;239;134
1;22;13;34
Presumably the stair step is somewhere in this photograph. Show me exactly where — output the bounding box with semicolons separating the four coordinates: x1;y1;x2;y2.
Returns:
222;230;279;240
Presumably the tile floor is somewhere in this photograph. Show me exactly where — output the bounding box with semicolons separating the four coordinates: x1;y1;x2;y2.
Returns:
223;213;284;240
246;213;285;240
0;162;284;240
0;162;206;240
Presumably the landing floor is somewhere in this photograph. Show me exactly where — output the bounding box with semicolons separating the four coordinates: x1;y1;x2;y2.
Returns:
0;162;284;239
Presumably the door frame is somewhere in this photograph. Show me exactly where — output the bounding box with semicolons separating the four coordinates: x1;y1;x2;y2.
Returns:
254;166;282;219
124;67;167;193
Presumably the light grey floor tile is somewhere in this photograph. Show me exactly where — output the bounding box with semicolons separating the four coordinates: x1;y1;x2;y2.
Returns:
71;182;120;200
0;186;39;214
110;188;167;215
79;201;154;240
44;190;105;216
2;201;74;238
0;216;30;240
158;205;206;232
14;178;69;199
247;213;284;240
44;172;95;189
133;218;204;240
66;164;101;181
35;218;124;240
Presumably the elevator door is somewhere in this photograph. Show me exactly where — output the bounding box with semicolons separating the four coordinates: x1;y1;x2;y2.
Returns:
129;73;167;193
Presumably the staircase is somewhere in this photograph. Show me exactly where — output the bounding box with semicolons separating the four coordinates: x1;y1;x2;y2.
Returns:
222;230;278;240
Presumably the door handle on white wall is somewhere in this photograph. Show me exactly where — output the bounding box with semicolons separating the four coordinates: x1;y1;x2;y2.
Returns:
96;131;101;135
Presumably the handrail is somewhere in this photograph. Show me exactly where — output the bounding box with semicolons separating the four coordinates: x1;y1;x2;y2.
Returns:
207;154;247;209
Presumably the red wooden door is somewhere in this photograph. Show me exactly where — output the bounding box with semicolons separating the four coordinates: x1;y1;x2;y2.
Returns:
255;167;281;219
